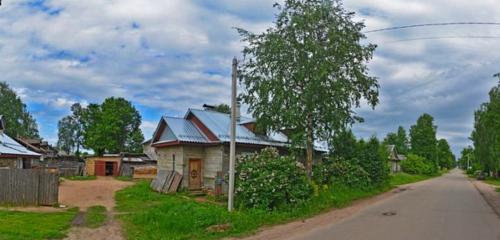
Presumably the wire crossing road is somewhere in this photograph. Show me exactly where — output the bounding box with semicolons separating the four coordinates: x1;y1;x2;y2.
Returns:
290;170;500;240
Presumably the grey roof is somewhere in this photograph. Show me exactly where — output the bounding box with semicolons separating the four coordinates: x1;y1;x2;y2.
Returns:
161;116;209;143
187;109;288;147
0;132;41;157
153;109;328;152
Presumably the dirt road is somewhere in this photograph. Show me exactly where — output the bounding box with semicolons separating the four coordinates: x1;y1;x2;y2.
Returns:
272;170;500;240
59;177;133;210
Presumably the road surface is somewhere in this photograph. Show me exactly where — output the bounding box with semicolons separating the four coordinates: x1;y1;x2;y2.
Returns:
290;170;500;240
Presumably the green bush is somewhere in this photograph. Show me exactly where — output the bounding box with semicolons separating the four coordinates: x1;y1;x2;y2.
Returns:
313;158;371;188
401;154;435;175
235;147;312;210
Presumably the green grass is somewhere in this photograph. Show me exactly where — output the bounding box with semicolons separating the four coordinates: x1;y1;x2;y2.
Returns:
0;208;78;240
390;173;433;186
496;188;500;193
115;176;134;182
85;206;107;228
115;181;392;240
484;177;500;186
64;176;97;181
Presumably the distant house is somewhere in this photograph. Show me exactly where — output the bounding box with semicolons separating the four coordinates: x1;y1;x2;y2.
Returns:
387;145;406;173
150;107;327;191
0;115;41;169
14;137;58;160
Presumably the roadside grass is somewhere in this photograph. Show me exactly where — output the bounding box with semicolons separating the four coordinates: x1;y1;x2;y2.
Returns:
0;208;78;240
115;176;134;182
64;176;97;181
390;173;433;186
484;177;500;186
85;206;107;228
115;181;392;240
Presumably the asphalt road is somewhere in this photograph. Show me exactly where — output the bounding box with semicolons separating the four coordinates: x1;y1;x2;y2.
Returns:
290;170;500;240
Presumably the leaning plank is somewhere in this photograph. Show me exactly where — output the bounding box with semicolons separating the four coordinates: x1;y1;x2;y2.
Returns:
160;171;175;193
168;173;183;193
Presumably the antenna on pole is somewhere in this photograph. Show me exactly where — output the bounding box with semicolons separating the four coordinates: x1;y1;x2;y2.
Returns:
228;57;238;212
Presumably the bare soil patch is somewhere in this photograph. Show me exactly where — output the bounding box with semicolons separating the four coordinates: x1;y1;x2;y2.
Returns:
59;177;133;211
65;212;125;240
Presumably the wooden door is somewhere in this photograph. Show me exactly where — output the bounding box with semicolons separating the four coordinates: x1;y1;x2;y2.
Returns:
95;161;106;176
189;159;202;189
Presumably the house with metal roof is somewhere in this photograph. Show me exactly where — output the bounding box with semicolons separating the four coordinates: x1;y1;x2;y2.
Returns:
0;115;41;169
151;108;326;192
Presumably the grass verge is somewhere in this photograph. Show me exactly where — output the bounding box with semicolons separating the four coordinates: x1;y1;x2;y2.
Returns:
64;176;97;181
115;176;134;182
0;208;78;240
85;206;107;228
484;177;500;186
390;173;434;186
115;181;391;240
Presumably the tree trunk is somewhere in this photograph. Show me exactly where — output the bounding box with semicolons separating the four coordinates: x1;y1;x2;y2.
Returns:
306;114;314;178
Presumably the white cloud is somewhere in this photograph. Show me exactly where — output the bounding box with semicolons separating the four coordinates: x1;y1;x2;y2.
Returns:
2;0;500;155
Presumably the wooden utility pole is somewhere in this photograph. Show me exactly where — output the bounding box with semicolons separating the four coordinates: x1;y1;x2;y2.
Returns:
228;57;238;212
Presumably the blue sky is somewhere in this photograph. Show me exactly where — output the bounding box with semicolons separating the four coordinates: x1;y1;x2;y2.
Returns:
1;0;499;156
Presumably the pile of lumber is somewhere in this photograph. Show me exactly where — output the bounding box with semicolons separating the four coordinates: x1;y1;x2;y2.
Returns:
150;170;182;193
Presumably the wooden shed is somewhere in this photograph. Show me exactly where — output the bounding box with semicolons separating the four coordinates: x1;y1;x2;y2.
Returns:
85;154;121;177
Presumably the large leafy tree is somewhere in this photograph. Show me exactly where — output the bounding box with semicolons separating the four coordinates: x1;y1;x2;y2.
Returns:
458;146;475;170
57;103;84;155
213;104;231;114
471;78;500;176
330;129;357;160
238;0;379;175
410;113;438;172
82;97;144;155
437;139;455;170
0;82;39;138
357;136;389;186
383;126;409;155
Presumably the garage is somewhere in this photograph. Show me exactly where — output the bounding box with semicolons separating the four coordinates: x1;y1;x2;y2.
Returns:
85;154;121;177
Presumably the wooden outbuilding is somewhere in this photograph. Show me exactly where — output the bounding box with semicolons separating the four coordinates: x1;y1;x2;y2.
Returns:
85;154;121;177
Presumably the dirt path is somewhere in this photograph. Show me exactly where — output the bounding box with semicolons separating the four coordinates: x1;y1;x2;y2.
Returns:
60;177;134;240
59;177;134;210
237;177;435;240
65;212;125;240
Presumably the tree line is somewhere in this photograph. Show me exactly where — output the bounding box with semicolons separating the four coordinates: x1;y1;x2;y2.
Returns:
0;81;145;156
460;77;500;177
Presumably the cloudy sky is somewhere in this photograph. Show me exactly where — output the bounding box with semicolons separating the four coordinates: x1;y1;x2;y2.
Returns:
1;0;499;155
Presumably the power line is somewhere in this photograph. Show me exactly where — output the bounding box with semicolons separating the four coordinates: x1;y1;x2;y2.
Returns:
381;35;500;43
365;22;500;33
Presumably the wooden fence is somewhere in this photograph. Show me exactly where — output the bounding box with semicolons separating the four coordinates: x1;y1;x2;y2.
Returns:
0;169;59;206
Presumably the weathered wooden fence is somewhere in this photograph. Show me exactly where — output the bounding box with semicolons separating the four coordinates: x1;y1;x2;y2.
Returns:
0;169;59;206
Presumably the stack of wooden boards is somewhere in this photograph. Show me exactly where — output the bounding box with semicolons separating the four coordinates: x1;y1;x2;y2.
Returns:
150;170;183;193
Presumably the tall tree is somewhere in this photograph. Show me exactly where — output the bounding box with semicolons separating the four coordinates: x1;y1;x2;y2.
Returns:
0;82;39;138
358;136;389;186
82;97;144;155
437;139;455;169
213;104;231;114
458;146;475;170
383;126;409;154
238;0;379;175
57;103;84;155
410;113;438;172
330;129;357;160
471;78;500;176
